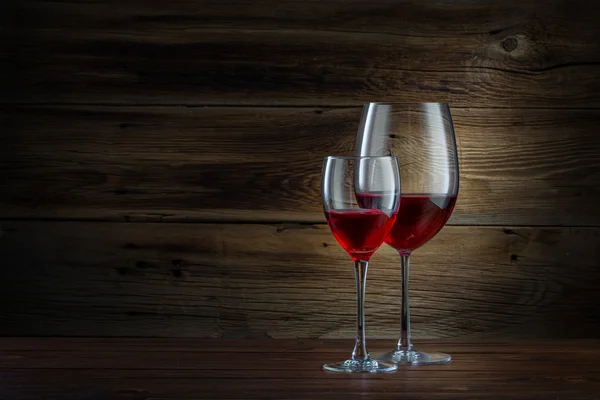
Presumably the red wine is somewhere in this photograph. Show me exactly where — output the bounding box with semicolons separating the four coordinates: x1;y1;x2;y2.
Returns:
386;194;456;254
326;209;396;261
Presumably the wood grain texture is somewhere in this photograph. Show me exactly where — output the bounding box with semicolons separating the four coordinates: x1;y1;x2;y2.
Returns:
2;106;599;225
1;221;598;338
1;339;599;400
1;0;599;344
1;0;600;106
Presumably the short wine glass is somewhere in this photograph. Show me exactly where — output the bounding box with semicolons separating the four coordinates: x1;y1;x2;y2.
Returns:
321;155;401;373
356;102;459;365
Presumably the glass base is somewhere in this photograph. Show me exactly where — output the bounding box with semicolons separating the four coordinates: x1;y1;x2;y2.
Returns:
323;358;398;373
375;349;451;365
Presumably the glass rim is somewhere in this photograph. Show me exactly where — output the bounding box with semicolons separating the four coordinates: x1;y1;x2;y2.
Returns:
362;101;449;106
323;155;398;161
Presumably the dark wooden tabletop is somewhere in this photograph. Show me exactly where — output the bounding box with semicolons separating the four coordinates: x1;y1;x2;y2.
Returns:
1;338;599;399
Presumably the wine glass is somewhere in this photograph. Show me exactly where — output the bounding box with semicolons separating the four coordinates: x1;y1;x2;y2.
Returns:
356;103;459;365
321;156;401;373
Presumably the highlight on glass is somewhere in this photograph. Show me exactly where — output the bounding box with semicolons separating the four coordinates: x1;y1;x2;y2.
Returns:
321;156;401;373
356;102;459;365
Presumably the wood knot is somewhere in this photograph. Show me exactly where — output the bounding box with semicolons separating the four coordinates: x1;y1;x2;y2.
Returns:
501;37;518;52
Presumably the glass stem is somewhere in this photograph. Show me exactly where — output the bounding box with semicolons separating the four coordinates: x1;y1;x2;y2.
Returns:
351;259;371;361
396;254;414;353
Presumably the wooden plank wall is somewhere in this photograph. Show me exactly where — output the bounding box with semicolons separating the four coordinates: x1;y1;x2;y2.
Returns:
1;0;599;339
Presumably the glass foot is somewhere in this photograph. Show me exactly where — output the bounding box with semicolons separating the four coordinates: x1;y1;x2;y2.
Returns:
375;350;451;365
323;358;398;373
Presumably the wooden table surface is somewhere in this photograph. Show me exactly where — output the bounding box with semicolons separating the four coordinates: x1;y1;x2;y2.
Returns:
1;338;599;399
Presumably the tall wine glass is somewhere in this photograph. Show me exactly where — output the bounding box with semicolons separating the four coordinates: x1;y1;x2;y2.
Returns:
321;156;401;373
356;103;459;365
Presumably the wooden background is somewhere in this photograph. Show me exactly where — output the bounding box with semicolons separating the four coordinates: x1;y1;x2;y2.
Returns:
1;0;599;339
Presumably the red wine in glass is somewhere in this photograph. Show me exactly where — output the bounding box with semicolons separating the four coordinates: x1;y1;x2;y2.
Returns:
321;155;401;373
355;102;459;365
326;209;397;261
385;194;456;254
